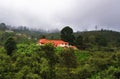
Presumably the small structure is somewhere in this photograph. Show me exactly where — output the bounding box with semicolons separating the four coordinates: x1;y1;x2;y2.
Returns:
38;39;69;47
5;30;14;33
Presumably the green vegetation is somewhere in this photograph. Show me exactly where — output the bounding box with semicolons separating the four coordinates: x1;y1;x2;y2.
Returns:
0;23;120;79
74;30;120;50
61;26;75;45
4;37;16;55
0;44;120;79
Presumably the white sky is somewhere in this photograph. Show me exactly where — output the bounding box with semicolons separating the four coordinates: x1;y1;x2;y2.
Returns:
0;0;120;31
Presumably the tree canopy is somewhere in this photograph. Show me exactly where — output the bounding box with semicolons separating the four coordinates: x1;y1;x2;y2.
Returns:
4;37;17;55
60;26;75;45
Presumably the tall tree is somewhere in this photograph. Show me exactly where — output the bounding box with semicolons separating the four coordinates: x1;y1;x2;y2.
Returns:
60;26;75;45
4;37;16;55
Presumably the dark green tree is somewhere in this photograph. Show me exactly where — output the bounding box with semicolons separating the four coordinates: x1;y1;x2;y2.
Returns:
0;23;7;31
41;35;46;39
76;35;84;49
4;37;17;55
61;26;75;45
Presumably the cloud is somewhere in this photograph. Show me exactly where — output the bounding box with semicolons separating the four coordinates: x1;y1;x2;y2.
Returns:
0;0;120;31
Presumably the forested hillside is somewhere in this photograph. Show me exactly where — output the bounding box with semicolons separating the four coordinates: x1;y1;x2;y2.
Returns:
0;23;120;79
44;29;120;51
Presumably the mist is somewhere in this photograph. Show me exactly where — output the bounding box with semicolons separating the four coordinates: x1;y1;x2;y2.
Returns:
0;0;120;31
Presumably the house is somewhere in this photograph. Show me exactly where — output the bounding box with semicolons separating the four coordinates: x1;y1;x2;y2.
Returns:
38;39;78;49
38;39;69;47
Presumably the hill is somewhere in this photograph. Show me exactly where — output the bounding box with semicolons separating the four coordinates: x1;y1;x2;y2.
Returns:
44;30;120;42
43;30;120;51
0;23;120;79
75;30;120;42
44;30;120;45
1;23;120;51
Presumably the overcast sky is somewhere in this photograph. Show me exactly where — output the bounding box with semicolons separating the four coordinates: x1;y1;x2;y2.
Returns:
0;0;120;31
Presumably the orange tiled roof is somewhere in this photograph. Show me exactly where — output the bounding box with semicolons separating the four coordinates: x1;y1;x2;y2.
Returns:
38;39;69;46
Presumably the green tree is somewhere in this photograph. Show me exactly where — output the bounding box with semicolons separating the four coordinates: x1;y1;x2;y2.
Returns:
0;53;14;79
61;26;75;45
0;23;7;31
58;49;77;79
0;32;14;45
4;37;17;55
41;43;57;79
41;35;46;39
76;35;84;49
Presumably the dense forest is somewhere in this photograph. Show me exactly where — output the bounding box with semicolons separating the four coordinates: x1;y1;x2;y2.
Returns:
0;23;120;79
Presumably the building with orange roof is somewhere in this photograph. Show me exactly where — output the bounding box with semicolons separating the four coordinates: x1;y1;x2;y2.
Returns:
38;39;69;47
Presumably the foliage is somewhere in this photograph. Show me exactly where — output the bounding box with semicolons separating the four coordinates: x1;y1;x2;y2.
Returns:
59;48;77;68
0;23;7;31
75;35;84;49
89;66;120;79
74;30;120;50
1;40;120;79
95;35;107;47
16;44;40;54
1;23;120;79
0;32;15;45
74;50;90;62
4;37;17;55
61;26;75;45
41;43;57;79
